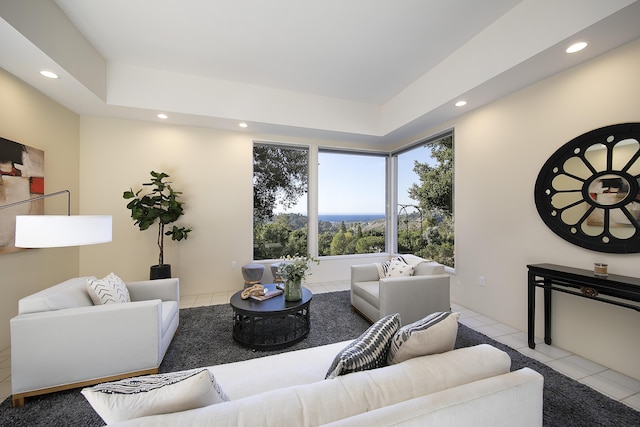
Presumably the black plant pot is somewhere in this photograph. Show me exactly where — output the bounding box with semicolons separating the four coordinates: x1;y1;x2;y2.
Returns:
150;264;172;280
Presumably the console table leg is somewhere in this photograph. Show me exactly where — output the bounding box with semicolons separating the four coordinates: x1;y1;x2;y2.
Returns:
543;280;552;345
527;272;536;349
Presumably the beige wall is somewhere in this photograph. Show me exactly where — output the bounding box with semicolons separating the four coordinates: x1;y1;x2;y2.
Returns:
77;117;388;294
449;39;640;380
78;119;255;292
0;68;80;350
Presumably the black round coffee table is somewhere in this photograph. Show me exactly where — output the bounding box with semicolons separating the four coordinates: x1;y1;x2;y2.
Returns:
230;284;312;350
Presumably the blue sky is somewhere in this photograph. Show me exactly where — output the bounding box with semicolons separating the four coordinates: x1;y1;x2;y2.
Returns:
318;152;385;215
282;146;436;215
397;147;436;209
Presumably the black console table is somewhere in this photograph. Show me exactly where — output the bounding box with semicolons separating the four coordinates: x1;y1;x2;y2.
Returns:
527;263;640;349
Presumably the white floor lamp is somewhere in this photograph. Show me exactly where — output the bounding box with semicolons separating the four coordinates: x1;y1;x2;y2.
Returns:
0;190;111;248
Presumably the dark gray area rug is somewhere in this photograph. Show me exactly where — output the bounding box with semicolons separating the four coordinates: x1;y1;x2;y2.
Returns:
1;291;637;426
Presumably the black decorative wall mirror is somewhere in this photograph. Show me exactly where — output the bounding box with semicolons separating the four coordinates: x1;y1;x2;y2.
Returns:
534;123;640;253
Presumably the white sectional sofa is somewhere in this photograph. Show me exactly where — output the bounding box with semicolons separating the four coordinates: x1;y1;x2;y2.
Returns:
110;342;543;426
10;276;179;406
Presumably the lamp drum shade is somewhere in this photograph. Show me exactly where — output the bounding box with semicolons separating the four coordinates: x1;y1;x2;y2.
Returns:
15;215;112;248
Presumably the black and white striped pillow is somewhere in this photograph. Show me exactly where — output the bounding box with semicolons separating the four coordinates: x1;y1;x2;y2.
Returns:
325;313;401;379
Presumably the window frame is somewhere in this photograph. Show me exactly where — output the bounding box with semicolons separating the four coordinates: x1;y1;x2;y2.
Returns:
252;141;310;261
391;129;455;269
252;130;454;267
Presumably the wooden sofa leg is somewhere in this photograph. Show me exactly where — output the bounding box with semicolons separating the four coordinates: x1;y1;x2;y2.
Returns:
9;367;159;407
350;305;374;324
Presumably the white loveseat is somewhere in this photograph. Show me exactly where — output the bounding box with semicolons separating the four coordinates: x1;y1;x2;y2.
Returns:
10;276;179;406
110;342;543;426
351;255;451;325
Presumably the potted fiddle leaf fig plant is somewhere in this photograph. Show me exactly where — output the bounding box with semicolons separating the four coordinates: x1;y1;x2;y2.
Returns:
123;171;192;279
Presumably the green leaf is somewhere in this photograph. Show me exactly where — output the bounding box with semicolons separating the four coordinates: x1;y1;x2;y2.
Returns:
123;171;192;263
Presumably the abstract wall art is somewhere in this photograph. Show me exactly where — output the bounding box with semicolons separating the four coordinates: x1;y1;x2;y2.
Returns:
0;137;45;254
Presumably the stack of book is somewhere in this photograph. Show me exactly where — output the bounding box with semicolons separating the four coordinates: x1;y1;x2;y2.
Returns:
250;289;283;301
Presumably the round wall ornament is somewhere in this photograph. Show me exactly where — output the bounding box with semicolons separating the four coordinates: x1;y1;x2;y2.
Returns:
534;123;640;253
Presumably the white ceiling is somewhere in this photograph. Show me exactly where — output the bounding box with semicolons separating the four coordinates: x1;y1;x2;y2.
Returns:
56;0;520;105
1;0;639;149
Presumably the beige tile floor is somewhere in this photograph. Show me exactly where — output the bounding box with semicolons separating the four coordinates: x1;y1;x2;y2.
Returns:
1;280;638;413
453;302;640;412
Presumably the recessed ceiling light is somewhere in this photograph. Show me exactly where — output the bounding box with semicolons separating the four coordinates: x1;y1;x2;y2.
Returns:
157;113;168;119
40;70;59;79
455;100;467;107
239;122;248;128
566;42;588;54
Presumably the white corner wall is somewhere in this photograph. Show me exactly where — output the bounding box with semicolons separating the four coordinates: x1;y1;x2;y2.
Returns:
449;39;640;380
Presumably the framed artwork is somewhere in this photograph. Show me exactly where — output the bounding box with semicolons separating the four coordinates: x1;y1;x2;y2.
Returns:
0;137;45;254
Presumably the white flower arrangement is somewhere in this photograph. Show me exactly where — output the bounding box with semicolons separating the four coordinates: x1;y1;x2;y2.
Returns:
277;254;319;283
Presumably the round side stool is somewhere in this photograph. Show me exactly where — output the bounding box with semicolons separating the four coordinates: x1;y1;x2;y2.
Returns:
270;261;291;283
241;263;265;288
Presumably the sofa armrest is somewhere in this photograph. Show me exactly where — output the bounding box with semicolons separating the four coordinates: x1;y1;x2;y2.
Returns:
126;278;179;302
379;274;450;325
11;300;164;394
351;264;380;284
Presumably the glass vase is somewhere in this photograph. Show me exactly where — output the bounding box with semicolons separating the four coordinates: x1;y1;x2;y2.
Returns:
284;279;303;301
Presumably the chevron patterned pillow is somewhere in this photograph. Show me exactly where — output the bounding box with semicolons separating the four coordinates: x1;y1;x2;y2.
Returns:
325;313;401;379
87;273;131;305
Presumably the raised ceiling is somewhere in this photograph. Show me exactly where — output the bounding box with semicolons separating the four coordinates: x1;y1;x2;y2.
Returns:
1;0;639;149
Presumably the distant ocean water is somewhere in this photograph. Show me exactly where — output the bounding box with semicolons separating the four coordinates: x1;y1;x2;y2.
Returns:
318;214;385;223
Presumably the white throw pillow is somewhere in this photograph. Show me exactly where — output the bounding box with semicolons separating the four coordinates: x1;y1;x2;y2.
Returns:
387;311;460;364
375;255;409;279
325;313;401;379
86;272;130;305
384;259;415;277
81;369;229;424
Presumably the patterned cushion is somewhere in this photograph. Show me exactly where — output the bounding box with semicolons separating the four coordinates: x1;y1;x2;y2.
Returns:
325;313;401;379
81;369;229;424
86;273;130;304
384;259;415;277
387;311;460;364
374;256;409;279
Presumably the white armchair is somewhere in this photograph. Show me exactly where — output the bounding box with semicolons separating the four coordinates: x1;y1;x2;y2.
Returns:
350;256;450;325
10;276;179;406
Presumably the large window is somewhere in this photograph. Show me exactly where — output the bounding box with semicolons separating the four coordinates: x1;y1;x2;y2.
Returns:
253;143;308;260
252;135;454;263
318;150;386;256
395;132;454;267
